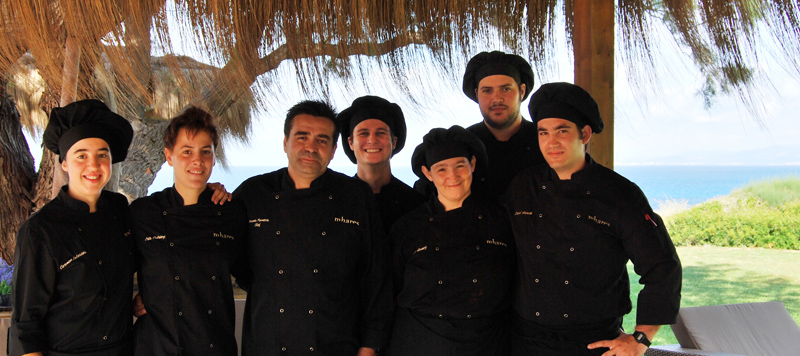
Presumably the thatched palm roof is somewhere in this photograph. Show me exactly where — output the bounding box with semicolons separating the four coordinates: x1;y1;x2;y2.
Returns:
2;0;798;125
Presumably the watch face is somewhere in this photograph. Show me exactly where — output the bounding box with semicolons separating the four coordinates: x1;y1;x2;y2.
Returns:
633;331;651;346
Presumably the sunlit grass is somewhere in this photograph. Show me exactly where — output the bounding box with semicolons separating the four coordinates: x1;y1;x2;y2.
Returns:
654;197;690;217
624;246;800;346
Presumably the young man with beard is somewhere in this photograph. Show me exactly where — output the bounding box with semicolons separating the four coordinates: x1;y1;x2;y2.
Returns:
505;83;682;356
233;101;393;356
453;51;546;200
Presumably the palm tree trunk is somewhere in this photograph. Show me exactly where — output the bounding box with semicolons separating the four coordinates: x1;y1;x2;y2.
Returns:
50;36;82;199
0;92;36;262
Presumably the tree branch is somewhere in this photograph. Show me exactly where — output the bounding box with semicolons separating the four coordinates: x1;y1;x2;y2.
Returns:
200;32;429;117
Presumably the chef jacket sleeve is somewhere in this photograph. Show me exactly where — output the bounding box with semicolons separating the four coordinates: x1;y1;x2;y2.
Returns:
620;192;682;326
9;224;55;356
229;202;252;292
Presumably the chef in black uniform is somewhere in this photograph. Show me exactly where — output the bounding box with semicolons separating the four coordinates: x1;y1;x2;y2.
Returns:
10;99;135;356
338;95;425;233
233;101;393;356
505;83;682;356
415;51;545;200
388;125;516;356
129;107;247;355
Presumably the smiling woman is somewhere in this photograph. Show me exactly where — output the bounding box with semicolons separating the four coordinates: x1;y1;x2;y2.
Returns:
128;106;247;356
162;107;219;205
9;99;136;356
387;125;515;356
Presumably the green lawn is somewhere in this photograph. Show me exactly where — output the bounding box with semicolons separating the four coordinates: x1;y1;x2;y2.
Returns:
624;246;800;346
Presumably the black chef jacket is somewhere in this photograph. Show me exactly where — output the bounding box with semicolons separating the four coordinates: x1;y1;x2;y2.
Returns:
505;155;682;329
129;186;247;356
388;195;515;356
10;187;134;356
467;119;544;200
233;168;393;356
366;175;425;234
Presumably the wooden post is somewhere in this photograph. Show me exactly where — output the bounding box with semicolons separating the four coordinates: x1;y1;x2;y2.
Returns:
573;0;615;170
51;36;81;199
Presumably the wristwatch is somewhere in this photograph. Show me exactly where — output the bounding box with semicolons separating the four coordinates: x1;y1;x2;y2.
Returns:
632;331;651;347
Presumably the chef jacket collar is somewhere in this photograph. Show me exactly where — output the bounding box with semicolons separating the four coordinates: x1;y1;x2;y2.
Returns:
428;192;477;215
280;168;333;191
165;185;215;207
544;153;597;182
57;185;113;214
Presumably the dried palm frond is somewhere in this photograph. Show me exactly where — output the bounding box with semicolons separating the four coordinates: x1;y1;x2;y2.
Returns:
0;0;798;121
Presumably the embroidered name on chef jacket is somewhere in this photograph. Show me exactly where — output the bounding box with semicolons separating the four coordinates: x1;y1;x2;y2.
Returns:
214;232;235;240
59;251;87;270
334;216;360;226
588;215;611;227
144;235;167;241
514;211;533;216
486;239;508;247
413;246;428;255
249;218;269;227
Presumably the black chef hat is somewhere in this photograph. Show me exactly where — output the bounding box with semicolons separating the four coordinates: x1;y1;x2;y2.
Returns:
528;82;604;134
411;125;488;180
43;99;134;163
337;95;407;164
462;51;534;103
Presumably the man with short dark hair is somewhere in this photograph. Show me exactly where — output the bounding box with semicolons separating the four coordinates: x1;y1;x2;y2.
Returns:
234;100;393;356
505;83;682;356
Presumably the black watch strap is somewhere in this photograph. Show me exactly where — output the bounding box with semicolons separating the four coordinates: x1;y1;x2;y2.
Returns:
632;331;651;347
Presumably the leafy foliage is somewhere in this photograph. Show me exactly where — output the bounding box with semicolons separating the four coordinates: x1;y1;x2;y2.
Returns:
666;177;800;250
0;258;12;296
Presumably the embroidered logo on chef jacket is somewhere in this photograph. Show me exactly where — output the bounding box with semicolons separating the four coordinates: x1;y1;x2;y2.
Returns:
588;215;611;227
144;235;166;241
486;239;508;247
249;218;269;227
59;251;87;270
334;216;360;226
214;232;235;240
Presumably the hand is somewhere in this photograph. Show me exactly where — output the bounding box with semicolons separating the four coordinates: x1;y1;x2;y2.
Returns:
356;347;377;356
587;331;648;356
133;292;147;317
208;182;232;205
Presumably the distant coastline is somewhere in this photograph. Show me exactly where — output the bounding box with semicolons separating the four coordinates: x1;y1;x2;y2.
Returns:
150;164;800;213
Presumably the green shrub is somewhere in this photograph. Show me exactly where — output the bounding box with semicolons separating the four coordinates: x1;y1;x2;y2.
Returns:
666;178;800;250
735;175;800;206
0;280;10;296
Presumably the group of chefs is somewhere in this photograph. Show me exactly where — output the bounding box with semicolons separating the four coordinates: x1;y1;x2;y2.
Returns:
9;51;682;356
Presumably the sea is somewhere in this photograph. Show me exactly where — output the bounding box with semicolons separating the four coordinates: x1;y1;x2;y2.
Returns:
149;165;800;212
